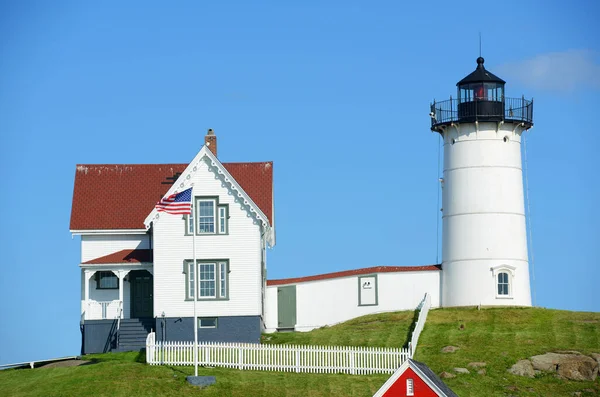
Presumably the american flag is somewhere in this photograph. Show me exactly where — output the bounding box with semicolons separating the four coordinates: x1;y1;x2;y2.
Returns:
155;187;192;215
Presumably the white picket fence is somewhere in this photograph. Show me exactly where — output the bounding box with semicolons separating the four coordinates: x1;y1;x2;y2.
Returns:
146;332;409;375
146;293;432;374
408;293;431;357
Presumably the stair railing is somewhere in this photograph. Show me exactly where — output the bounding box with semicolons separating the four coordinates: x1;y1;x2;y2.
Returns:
116;301;123;348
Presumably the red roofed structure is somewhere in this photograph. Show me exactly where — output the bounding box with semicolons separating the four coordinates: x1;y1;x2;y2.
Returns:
373;359;458;397
70;162;273;231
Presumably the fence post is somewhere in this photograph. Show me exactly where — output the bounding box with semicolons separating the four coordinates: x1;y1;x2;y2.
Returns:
238;345;243;370
350;349;355;375
295;347;300;373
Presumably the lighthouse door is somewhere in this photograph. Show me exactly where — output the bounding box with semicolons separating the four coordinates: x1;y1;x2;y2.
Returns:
277;285;296;330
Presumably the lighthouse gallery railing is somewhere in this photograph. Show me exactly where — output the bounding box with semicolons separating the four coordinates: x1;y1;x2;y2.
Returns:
430;97;533;129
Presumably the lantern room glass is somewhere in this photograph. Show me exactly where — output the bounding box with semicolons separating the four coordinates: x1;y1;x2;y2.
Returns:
458;82;503;103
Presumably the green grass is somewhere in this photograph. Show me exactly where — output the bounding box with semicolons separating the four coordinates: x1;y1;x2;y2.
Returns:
0;308;598;396
415;307;600;396
0;351;389;397
262;310;417;347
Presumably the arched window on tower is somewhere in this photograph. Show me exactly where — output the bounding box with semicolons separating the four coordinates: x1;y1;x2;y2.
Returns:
491;265;515;299
497;272;510;296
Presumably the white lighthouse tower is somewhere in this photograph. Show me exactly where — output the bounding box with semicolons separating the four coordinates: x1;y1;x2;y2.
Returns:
431;57;534;307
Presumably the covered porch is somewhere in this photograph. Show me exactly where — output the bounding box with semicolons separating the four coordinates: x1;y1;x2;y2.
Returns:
80;249;154;321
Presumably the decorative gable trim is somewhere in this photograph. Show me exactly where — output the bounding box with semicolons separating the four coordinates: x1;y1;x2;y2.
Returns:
144;145;274;246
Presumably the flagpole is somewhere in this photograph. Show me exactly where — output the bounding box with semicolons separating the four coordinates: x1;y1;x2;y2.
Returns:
192;188;198;377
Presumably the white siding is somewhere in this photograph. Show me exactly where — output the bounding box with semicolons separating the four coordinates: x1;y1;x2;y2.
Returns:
153;160;263;319
264;270;440;333
81;234;150;262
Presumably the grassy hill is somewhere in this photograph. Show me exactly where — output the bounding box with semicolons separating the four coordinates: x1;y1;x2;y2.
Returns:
1;308;598;396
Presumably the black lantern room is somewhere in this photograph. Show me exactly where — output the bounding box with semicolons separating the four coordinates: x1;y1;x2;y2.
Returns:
430;57;533;133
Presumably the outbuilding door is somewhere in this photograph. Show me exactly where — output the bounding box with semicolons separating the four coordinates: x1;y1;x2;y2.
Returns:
277;285;296;329
130;270;153;318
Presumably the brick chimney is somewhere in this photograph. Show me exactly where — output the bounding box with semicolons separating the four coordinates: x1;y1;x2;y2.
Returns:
205;128;217;157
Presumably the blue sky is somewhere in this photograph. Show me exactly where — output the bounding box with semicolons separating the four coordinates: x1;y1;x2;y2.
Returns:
0;0;598;365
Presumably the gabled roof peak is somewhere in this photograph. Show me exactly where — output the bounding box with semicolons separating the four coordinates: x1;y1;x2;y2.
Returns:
70;150;273;232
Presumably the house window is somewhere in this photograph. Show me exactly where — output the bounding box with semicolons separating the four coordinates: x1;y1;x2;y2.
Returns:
198;199;215;233
219;206;227;234
188;206;194;234
185;260;229;300
199;263;216;298
219;262;227;298
97;271;118;289
198;317;217;328
498;272;510;296
186;198;228;235
188;262;195;299
406;378;414;396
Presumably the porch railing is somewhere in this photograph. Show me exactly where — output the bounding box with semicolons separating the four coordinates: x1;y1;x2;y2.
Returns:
85;300;122;320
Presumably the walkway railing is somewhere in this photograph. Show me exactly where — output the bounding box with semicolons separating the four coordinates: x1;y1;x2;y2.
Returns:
408;293;431;357
146;332;409;375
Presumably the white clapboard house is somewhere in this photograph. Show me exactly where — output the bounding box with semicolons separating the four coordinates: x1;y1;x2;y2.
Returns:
72;130;275;353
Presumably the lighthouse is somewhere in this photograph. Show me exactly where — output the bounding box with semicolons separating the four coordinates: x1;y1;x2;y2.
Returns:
431;57;534;307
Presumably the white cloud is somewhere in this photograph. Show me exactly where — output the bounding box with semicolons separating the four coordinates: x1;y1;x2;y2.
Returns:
496;49;600;92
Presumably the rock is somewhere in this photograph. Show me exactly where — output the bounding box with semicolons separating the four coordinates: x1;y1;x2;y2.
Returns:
573;392;582;396
439;371;456;379
441;346;460;353
508;359;535;378
453;367;470;374
477;369;486;375
530;352;598;381
590;353;600;367
468;362;486;368
186;376;216;387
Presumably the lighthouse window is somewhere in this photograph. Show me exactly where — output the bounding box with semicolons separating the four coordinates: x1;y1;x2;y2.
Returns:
498;272;509;296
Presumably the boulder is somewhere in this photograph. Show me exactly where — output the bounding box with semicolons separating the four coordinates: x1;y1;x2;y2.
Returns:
590;353;600;367
508;359;535;378
441;346;460;353
453;367;470;374
530;352;598;381
439;371;456;379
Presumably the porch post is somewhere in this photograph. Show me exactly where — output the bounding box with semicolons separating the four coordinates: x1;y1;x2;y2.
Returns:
83;270;96;320
115;270;130;319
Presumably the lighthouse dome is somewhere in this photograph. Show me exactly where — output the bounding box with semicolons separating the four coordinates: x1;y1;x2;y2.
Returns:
457;57;506;86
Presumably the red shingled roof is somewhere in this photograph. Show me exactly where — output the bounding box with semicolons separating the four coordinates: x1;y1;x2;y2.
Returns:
267;265;441;286
82;249;153;264
70;162;273;230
